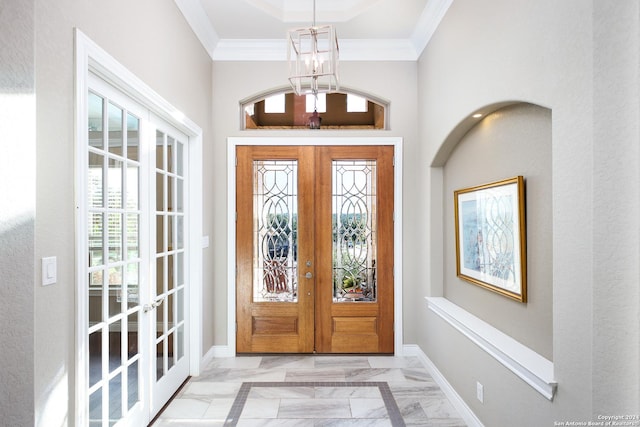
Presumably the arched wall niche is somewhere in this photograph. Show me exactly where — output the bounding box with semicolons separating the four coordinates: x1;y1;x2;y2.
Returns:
239;85;390;130
430;101;554;358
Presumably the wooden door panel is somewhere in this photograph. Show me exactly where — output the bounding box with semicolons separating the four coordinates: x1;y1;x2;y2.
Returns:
315;146;394;354
237;145;393;354
236;146;315;353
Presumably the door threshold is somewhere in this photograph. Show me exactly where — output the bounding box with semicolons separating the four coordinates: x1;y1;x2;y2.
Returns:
148;376;191;426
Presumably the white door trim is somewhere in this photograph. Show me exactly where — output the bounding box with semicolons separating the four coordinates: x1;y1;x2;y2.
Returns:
226;136;404;356
74;29;203;426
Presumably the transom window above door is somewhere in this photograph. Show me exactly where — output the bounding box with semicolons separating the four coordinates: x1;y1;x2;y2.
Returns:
241;89;388;130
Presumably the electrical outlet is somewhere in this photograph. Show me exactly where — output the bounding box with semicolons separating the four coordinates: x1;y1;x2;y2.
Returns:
476;381;484;403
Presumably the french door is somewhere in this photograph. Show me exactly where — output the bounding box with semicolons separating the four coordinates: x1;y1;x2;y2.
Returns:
236;145;394;354
83;74;190;426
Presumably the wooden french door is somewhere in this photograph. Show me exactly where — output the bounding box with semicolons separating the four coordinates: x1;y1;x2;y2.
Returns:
236;145;394;354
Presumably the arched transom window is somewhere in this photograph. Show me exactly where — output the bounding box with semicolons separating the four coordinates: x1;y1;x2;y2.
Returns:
241;89;388;130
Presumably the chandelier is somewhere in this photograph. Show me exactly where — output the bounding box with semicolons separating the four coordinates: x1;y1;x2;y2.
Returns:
287;0;339;97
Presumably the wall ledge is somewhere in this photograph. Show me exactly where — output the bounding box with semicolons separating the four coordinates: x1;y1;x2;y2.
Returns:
425;297;557;400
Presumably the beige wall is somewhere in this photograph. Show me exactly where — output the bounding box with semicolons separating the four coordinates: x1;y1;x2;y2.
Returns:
34;0;213;425
210;60;420;346
443;103;553;359
1;0;36;425
418;0;640;425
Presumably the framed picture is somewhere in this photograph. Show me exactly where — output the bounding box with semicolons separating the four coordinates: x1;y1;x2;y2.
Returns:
454;176;527;302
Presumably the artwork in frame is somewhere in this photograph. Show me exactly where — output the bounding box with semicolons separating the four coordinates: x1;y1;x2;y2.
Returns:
454;176;527;302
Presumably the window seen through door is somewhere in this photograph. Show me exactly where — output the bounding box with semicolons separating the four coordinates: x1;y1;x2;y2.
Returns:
243;90;387;129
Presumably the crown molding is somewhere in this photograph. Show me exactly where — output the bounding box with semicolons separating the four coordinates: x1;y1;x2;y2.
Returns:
174;0;219;59
411;0;453;57
175;0;452;62
212;38;418;61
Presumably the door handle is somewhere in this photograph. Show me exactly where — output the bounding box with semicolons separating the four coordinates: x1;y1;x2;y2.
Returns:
143;297;165;313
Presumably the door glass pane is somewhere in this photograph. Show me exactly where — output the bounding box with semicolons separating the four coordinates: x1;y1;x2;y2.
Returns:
167;176;174;212
253;160;298;303
127;263;139;308
156;256;164;296
89;329;102;387
108;102;123;155
108;213;123;262
156;299;164;333
107;158;123;209
156;131;165;169
88;152;104;208
176;141;183;177
109;320;122;373
177;252;184;286
88;92;104;149
156;172;165;212
177;288;184;323
156;340;164;380
167;332;175;370
126;214;139;260
156;214;164;253
108;266;123;317
167;254;175;291
176;216;184;249
127;113;139;160
167;136;175;174
89;387;102;426
127;361;139;410
89;272;103;323
167;215;174;251
176;178;184;213
177;325;185;361
332;160;378;302
167;292;175;329
126;166;139;210
89;213;104;267
109;372;123;426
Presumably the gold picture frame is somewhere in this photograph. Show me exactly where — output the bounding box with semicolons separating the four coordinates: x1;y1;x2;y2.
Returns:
454;176;527;302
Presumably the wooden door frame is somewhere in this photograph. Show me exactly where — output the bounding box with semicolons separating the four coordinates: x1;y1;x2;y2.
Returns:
227;137;403;356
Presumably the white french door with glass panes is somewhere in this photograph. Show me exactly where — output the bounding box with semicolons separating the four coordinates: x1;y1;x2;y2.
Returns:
82;73;190;426
151;118;190;413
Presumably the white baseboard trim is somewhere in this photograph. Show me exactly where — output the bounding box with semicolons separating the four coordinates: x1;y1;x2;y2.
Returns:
404;344;484;427
201;345;235;369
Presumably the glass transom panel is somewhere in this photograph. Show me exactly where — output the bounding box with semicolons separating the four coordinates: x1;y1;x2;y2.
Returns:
253;160;298;303
333;160;377;302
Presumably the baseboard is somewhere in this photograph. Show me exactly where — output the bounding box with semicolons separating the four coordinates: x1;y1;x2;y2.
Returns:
403;344;484;427
202;345;235;366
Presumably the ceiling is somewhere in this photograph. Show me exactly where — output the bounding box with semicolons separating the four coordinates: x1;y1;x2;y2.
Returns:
175;0;452;61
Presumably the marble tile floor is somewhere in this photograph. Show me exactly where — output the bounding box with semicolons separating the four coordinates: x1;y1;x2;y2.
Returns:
152;355;467;427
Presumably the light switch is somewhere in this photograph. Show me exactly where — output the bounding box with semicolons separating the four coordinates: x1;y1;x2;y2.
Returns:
42;256;57;286
202;235;210;248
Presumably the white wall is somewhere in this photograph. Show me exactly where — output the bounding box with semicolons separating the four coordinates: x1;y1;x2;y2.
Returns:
210;60;420;347
34;1;213;424
418;0;640;425
0;0;35;425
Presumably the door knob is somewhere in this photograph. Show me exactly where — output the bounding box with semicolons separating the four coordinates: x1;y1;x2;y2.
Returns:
143;297;165;313
305;272;313;279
